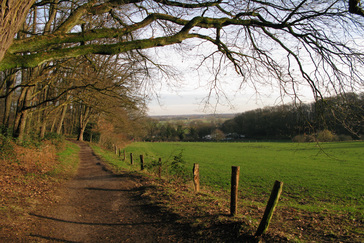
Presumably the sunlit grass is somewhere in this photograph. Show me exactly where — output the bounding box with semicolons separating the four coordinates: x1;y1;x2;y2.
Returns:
52;140;80;178
90;144;133;171
124;141;364;215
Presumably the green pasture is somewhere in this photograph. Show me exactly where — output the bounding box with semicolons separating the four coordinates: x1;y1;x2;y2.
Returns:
124;141;364;214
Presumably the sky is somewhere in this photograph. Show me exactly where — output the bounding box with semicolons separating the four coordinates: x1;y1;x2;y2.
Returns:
145;46;316;116
147;86;298;116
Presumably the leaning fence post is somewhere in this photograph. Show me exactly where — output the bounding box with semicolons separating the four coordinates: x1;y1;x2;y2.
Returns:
193;163;200;192
230;166;240;216
130;153;133;165
255;180;284;236
158;158;162;178
140;154;144;170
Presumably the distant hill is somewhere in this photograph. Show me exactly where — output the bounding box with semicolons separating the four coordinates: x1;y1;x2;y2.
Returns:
150;113;237;122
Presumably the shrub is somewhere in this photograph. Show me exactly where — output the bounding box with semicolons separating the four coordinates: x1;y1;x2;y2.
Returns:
292;134;315;143
144;157;162;174
169;150;189;182
337;134;352;141
0;134;16;161
316;129;338;142
44;132;64;147
292;135;305;143
0;125;13;137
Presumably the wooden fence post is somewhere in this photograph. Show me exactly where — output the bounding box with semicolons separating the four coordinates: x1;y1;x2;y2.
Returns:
255;180;284;236
115;145;118;155
123;149;126;160
230;166;240;216
140;154;144;170
130;153;133;165
158;158;162;178
193;163;200;192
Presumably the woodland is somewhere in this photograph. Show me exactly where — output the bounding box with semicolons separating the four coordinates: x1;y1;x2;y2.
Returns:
0;0;364;145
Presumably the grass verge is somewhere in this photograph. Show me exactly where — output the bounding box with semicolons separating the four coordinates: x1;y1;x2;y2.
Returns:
50;140;80;178
0;139;80;241
90;144;132;171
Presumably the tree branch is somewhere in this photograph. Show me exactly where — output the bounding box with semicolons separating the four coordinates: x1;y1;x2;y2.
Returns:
152;0;222;8
349;0;364;17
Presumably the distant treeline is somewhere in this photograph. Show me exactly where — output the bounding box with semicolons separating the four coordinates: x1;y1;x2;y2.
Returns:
222;92;364;140
144;93;364;141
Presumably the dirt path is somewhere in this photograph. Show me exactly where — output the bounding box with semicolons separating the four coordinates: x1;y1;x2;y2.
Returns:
29;142;192;242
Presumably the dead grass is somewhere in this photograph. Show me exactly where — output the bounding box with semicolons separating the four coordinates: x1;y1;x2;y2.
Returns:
138;175;363;242
0;139;79;241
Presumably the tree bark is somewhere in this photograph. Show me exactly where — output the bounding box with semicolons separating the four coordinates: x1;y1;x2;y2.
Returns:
2;70;16;131
56;103;69;135
43;0;58;34
57;93;70;134
39;114;47;138
0;0;35;62
15;110;27;141
78;124;87;141
39;84;50;139
77;105;91;141
13;85;33;140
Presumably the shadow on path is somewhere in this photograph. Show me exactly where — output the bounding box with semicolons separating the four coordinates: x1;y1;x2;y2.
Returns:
29;142;195;242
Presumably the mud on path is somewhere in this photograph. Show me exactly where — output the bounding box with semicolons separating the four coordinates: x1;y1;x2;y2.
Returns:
29;142;192;242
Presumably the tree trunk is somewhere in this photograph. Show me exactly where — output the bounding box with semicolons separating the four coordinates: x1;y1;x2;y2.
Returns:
13;85;30;138
40;117;47;139
56;94;70;135
2;70;16;132
15;110;28;141
0;0;35;62
77;105;91;141
56;105;67;134
39;85;50;139
13;65;35;140
78;125;87;141
50;114;57;132
13;86;34;140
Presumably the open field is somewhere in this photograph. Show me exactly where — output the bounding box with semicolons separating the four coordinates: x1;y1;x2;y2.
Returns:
124;141;364;215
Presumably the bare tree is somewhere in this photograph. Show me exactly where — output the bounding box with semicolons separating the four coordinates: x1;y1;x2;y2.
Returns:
60;54;145;141
1;0;363;139
0;1;362;97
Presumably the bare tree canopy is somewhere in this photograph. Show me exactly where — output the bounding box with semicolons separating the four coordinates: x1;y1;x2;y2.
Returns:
0;0;363;100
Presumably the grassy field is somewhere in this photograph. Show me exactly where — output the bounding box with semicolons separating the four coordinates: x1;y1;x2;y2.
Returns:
124;141;364;215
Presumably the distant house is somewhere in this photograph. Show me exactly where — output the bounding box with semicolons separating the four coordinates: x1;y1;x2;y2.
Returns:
225;133;245;140
203;135;212;140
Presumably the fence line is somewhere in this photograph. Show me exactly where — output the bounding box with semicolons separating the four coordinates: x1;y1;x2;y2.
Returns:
117;149;283;237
